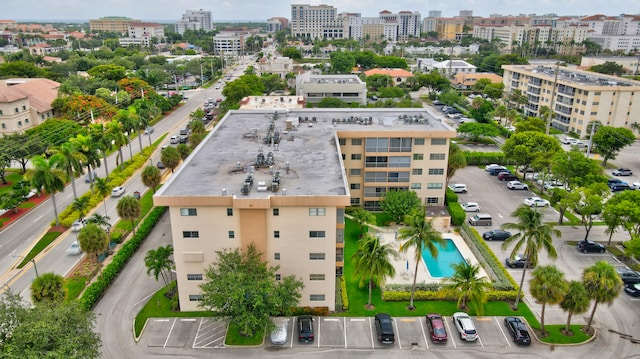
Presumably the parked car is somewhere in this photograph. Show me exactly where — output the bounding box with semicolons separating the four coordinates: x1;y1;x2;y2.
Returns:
374;313;395;344
624;283;640;297
544;180;567;191
179;135;188;144
611;183;632;192
482;229;512;241
111;186;126;197
425;314;447;343
507;181;529;190
461;202;481;212
505;254;532;268
297;315;314;343
524;197;550;207
270;318;289;345
170;135;179;144
484;164;502;171
66;241;82;255
489;166;509;176
561;137;576;144
608;178;627;188
453;312;478;342
504;317;531;345
631;182;640;190
616;268;640;284
157;161;166;169
612;168;633;176
448;183;467;193
577;240;606;253
498;172;518;181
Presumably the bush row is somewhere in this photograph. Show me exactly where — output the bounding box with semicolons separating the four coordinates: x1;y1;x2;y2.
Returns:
79;206;167;310
291;306;329;316
339;276;349;311
381;288;518;302
463;151;512;166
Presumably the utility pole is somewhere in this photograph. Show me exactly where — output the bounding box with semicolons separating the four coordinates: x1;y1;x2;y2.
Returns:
545;62;560;135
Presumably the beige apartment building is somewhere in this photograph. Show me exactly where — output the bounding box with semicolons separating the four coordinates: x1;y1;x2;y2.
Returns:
153;108;455;311
502;64;640;136
89;17;141;33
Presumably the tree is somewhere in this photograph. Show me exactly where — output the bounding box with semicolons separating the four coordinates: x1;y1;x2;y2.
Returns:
446;262;491;315
560;280;590;335
141;165;161;193
24;155;67;226
177;143;191;159
351;234;397;309
47;142;86;200
502;131;562;172
116;196;141;235
603;190;640;249
72;196;90;221
78;223;108;265
281;47;302;59
456;122;501;142
145;245;175;294
446;143;467;185
574;183;609;240
379;190;420;224
590;61;625;75
515;116;546;133
351;208;375;238
582;261;623;333
329;51;356;74
160;146;181;173
70;134;102;179
591;126;635;166
529;265;568;336
502;205;561;310
199;243;304;337
106;120;128;167
547;188;580;225
91;177;111;218
397;209;446;310
30;272;66;303
551;148;605;189
0;292;101;358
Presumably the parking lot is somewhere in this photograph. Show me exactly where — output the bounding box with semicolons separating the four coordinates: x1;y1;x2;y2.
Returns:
140;315;538;351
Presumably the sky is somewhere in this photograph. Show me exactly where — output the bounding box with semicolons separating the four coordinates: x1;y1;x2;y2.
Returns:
2;0;636;22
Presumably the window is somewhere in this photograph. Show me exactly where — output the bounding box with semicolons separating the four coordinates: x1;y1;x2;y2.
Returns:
350;183;360;190
1;124;5;129
414;138;425;145
309;231;325;238
227;208;233;216
365;156;388;168
17;121;22;127
388;156;411;167
364;172;387;182
341;154;345;160
389;137;412;152
274;253;281;260
22;105;26;111
180;208;198;216
310;294;325;301
0;110;3;115
310;274;325;281
411;183;422;189
14;108;18;114
426;197;439;204
188;294;203;301
365;138;388;152
431;138;446;145
273;208;279;216
352;138;362;145
228;231;235;239
412;168;423;175
24;119;29;124
309;208;326;216
338;138;346;145
349;169;361;176
350;197;361;205
430;153;445;160
309;253;325;260
187;274;203;281
387;172;410;182
275;274;281;281
351;154;361;160
413;153;424;160
427;183;443;189
274;230;280;238
183;231;199;238
428;168;444;175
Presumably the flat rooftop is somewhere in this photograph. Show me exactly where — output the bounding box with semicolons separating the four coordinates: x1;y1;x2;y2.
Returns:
156;108;452;199
506;65;640;87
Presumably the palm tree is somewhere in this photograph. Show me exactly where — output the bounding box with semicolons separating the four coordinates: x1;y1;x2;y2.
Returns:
24;155;67;225
91;177;111;217
501;205;561;310
78;223;108;266
30;272;66;303
560;280;590;335
160;146;181;173
582;261;623;333
47;142;86;200
116;107;139;160
351;208;375;238
141;165;161;193
351;234;397;309
446;261;491;315
106;119;128;167
116;195;141;235
70;134;101;179
133;99;156;148
397;209;446;310
630;122;640;135
72;196;90;221
145;245;175;294
88;122;113;177
86;212;112;242
529;265;568;336
446;143;467;184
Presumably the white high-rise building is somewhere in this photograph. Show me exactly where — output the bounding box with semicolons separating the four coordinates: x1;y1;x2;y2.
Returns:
175;9;212;35
290;4;344;39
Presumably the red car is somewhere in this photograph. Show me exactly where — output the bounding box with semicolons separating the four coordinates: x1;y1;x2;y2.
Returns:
426;314;447;343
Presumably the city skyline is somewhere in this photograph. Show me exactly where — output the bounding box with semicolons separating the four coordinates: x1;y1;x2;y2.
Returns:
2;0;636;22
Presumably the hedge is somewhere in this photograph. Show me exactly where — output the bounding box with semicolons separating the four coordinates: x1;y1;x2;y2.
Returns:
382;288;517;302
79;206;167;310
463;151;513;166
448;203;466;226
340;275;349;310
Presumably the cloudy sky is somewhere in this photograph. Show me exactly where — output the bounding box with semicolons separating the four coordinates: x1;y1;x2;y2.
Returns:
3;0;635;21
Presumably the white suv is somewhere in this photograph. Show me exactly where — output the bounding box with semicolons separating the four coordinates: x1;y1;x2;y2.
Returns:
448;184;467;193
453;312;478;342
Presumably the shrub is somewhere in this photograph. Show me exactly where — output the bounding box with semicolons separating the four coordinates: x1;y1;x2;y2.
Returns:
463;151;510;166
340;276;349;310
448;203;466;226
445;188;458;204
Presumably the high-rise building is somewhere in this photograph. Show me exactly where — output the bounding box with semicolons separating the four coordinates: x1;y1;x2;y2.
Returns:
267;17;289;33
175;9;213;35
290;4;344;39
378;10;421;40
428;11;442;18
459;10;473;18
89;16;140;34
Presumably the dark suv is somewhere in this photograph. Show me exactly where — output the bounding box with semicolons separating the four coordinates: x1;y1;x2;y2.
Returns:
374;313;395;344
504;317;531;345
297;315;314;343
577;240;606;253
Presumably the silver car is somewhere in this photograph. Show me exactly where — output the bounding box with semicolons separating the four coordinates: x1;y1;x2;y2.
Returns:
270;318;289;345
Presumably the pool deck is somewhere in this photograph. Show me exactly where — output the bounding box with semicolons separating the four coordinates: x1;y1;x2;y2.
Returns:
371;226;488;286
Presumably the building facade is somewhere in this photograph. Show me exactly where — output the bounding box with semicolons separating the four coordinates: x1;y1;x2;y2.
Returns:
290;4;344;39
0;78;59;135
435;18;465;40
213;31;248;55
502;64;640;136
89;17;140;33
296;73;367;105
153;108;455;311
267;17;289;33
175;9;213;35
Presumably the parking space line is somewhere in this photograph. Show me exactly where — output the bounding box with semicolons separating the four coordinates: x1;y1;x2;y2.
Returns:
317;316;320;348
477;335;485;348
193;318;205;348
290;317;295;349
418;316;429;349
495;317;511;348
368;317;374;349
393;317;402;350
444;318;456;348
163;318;177;348
344;317;347;349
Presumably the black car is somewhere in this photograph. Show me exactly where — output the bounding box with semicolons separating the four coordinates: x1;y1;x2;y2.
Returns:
483;230;512;241
504;317;531;345
374;313;395;344
489;166;509;175
577;240;606;253
297;315;314;343
624;283;640;297
611;183;632;192
505;254;532;268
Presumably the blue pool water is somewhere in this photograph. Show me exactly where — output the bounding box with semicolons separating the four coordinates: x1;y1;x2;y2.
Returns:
421;239;467;278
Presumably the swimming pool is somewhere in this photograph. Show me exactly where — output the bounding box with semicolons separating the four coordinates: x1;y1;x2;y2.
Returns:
421;238;467;278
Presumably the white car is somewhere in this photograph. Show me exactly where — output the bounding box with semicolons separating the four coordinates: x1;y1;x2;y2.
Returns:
270;318;289;345
71;219;85;232
66;241;82;255
170;135;179;144
524;197;550;207
461;202;481;212
448;183;467;193
507;181;529;190
484;164;501;171
111;186;126;197
632;182;640;190
453;312;478;342
544;181;566;190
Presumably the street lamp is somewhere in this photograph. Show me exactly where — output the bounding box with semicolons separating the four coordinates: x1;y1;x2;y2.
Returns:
13;255;39;277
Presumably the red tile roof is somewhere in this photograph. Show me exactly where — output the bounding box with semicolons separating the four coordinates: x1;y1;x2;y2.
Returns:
364;68;414;77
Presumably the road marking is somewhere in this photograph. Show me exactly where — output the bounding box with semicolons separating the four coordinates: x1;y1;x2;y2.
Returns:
497;213;504;218
344;317;347;349
350;318;365;322
400;318;415;322
477;335;485;348
316;315;320;348
495;317;511;348
369;317;374;349
323;318;339;321
180;318;197;322
163;318;177;348
154;319;170;322
133;289;159;307
33;215;43;222
394;317;402;350
444;317;456;349
419;316;429;349
476;317;492;321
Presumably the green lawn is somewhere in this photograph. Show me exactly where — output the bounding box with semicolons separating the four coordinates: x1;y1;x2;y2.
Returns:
0;172;24;195
18;232;61;268
539;325;592;343
225;324;264;346
64;276;87;301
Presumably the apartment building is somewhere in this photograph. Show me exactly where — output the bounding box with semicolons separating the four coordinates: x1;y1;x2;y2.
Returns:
153;108;455;311
290;4;344;39
118;22;165;47
89;16;141;33
296;73;367;105
175;9;213;35
213;30;248;55
473;24;588;54
378;10;422;40
502;64;640;136
267;17;289;33
435;18;465;40
0;78;59;135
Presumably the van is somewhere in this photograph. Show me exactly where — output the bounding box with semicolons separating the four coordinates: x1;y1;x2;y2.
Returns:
468;213;492;226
